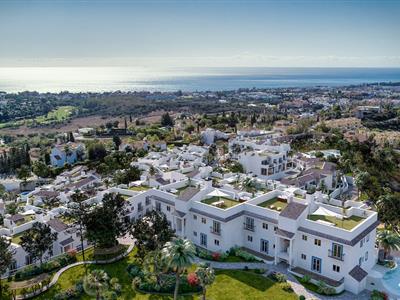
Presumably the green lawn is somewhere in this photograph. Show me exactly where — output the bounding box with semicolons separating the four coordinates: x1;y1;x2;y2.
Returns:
0;106;75;129
33;252;296;300
207;270;297;300
308;215;365;230
257;197;288;212
201;197;241;209
34;106;75;124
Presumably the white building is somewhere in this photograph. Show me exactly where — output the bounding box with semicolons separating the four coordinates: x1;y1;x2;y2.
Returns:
50;143;85;168
201;128;229;145
110;180;378;296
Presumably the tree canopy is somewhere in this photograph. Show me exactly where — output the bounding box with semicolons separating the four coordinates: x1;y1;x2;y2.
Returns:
83;193;130;248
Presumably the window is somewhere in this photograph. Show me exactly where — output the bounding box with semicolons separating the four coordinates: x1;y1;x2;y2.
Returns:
201;218;207;224
167;206;171;212
155;202;161;212
212;220;221;235
247;235;253;242
145;198;151;206
333;265;340;272
193;214;197;220
314;239;321;246
200;233;207;247
301;254;307;260
262;223;268;230
10;261;17;271
311;257;322;273
25;256;33;265
302;235;307;241
365;251;369;261
274;226;278;232
244;217;255;231
193;231;197;237
261;168;267;175
138;202;143;212
359;257;363;266
330;243;343;259
260;239;269;253
360;239;364;248
214;239;220;246
366;234;370;242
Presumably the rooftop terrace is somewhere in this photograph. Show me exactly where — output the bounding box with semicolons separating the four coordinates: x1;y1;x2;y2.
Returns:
257;197;288;212
308;214;365;230
128;185;150;192
201;196;242;209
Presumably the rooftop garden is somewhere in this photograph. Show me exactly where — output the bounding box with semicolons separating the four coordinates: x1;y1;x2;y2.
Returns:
14;215;35;226
201;196;242;209
119;194;132;200
257;197;288;212
308;215;365;230
11;233;24;244
128;185;150;192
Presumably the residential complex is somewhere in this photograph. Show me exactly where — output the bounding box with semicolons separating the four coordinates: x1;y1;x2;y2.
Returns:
0;136;382;297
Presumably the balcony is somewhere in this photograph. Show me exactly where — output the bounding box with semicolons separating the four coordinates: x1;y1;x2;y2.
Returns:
243;223;255;232
210;226;221;235
328;250;345;261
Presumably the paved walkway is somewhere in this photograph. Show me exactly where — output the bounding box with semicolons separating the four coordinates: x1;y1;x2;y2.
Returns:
17;244;135;300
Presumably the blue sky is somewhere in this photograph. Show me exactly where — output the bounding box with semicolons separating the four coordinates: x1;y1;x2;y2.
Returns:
0;0;399;67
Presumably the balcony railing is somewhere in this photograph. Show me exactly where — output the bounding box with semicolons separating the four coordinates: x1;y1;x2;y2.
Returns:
210;226;221;235
328;250;345;261
243;223;255;232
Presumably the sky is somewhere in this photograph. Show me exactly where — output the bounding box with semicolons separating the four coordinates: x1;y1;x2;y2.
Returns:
0;0;400;68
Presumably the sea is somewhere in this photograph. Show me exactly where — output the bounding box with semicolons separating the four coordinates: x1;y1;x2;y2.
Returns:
0;67;399;93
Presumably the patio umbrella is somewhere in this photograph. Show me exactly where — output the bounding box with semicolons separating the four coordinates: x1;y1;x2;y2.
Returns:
312;206;343;219
207;189;230;202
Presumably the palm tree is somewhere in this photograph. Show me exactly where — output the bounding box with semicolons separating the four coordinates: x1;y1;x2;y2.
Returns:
377;230;400;260
83;270;109;300
195;264;215;300
162;238;196;300
242;178;255;193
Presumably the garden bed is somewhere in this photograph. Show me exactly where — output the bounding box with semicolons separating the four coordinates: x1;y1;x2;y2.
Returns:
196;246;262;263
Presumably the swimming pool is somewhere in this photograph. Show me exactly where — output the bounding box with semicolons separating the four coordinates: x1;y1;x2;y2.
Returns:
382;262;400;296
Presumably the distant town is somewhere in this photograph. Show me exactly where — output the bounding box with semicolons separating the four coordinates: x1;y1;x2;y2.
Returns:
0;82;400;300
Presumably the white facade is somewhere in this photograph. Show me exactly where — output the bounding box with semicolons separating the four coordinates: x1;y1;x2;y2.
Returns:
50;143;85;168
112;181;378;295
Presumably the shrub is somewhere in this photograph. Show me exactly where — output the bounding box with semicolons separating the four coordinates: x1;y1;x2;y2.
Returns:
299;274;311;284
229;246;240;256
126;263;143;278
187;273;199;286
53;281;84;300
198;249;213;260
371;289;387;300
212;252;221;261
317;280;336;295
280;282;293;293
234;249;257;262
299;295;306;300
14;265;43;281
254;268;266;274
269;272;287;283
